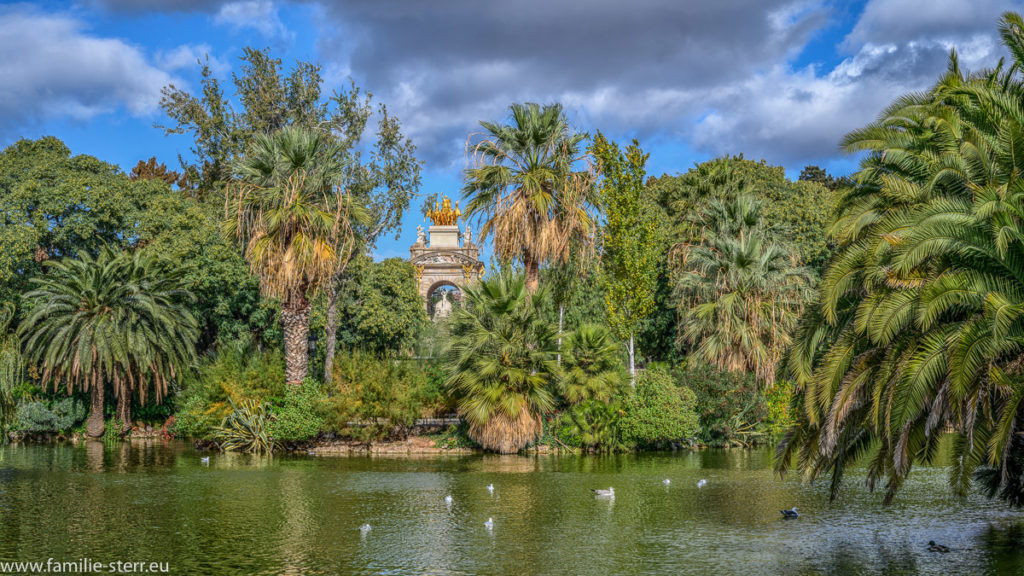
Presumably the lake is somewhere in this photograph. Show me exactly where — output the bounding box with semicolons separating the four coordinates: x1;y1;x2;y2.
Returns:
0;440;1021;575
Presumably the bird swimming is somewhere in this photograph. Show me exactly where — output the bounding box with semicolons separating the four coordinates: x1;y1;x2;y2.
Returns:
696;479;707;488
927;541;950;553
662;479;671;486
592;487;615;498
200;456;210;465
484;518;494;529
359;524;371;534
445;495;453;505
780;507;799;519
486;484;494;494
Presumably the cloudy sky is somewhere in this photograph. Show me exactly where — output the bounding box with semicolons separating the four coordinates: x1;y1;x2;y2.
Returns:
1;0;1021;258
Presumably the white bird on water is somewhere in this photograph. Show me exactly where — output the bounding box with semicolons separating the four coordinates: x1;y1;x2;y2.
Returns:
592;487;615;498
200;456;210;465
359;524;372;534
484;518;494;530
445;495;453;506
662;479;671;486
780;507;799;519
486;484;494;494
696;479;707;488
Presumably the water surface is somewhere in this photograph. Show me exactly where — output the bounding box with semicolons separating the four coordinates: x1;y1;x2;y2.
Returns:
0;441;1021;575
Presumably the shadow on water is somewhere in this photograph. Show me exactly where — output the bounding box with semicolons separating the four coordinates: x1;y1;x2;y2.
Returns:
0;440;1021;576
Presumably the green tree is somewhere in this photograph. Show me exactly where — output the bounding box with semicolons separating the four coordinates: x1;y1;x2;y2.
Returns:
19;248;198;437
777;13;1024;506
559;324;625;404
446;272;558;453
0;303;19;443
160;47;422;379
463;102;596;293
591;133;661;384
328;255;428;356
649;155;835;272
0;138;143;305
673;195;814;386
225;126;367;384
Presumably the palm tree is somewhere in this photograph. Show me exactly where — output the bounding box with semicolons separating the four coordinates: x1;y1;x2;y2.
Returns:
446;272;558;453
559;324;625;404
777;12;1024;506
673;195;814;386
463;102;595;293
226;126;366;384
19;248;198;438
0;303;19;444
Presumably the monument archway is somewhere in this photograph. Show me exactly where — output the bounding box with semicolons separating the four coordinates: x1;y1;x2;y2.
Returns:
410;195;484;320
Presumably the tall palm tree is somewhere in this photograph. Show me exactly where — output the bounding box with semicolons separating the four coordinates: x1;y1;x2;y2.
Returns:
226;126;366;384
673;195;814;386
559;324;625;404
19;248;198;438
446;272;558;453
0;303;19;444
463;102;596;293
777;12;1024;506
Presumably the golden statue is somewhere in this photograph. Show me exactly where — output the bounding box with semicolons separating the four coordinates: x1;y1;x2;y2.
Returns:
426;195;461;226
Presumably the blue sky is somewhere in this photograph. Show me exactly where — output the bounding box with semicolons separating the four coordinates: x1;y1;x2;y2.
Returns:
1;0;1021;259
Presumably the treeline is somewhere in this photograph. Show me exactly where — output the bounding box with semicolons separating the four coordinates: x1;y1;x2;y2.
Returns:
3;11;1024;508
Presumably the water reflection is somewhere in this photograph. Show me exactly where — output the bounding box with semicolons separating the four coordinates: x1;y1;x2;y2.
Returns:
0;440;1020;575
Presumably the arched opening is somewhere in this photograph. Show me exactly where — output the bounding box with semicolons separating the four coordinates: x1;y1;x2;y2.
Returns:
427;281;462;320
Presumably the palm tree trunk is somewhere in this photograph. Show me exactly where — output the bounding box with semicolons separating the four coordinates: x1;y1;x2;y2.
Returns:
86;383;105;439
525;257;540;293
322;283;339;383
628;334;636;388
282;291;311;386
116;387;132;436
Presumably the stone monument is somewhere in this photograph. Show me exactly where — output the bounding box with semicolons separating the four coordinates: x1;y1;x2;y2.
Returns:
410;195;485;319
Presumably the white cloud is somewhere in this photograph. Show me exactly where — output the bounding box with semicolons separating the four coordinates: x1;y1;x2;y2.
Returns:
156;43;229;76
0;6;179;138
214;0;290;39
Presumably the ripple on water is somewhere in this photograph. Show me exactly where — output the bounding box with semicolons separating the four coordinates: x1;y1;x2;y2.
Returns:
0;442;1021;576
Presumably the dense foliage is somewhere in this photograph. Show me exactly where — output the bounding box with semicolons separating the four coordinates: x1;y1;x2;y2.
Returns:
617;368;699;448
777;12;1024;507
446;273;558;453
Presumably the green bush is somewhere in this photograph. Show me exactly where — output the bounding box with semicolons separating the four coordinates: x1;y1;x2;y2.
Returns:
13;397;87;433
173;341;285;440
682;363;767;446
213;399;274;454
617;368;699;448
269;379;326;443
566;400;623;452
328;350;441;441
763;379;797;437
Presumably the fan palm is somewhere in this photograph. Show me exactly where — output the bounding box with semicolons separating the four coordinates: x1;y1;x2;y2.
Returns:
777;12;1024;506
19;248;198;438
446;272;558;453
559;324;625;404
226;126;366;384
673;195;814;386
463;102;596;293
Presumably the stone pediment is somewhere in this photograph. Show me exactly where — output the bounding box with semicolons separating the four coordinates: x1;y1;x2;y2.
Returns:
410;250;480;267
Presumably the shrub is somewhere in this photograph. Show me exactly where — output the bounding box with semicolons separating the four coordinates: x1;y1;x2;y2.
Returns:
213;399;274;453
173;341;285;440
681;363;767;446
566;400;624;452
763;379;797;437
13;397;87;433
617;368;698;448
269;379;326;444
328;350;437;441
